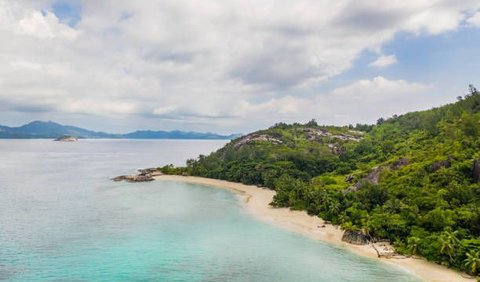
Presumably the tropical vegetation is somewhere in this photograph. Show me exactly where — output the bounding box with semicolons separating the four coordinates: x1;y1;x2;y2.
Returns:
160;86;480;276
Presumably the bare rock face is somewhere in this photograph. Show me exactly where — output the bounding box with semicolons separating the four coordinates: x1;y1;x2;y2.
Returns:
390;157;409;170
364;166;383;185
345;166;384;193
428;160;451;173
233;134;283;148
344;157;410;193
474;159;480;183
341;230;370;245
300;127;363;142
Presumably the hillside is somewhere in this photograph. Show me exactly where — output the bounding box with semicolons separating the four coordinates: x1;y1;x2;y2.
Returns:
161;120;364;186
0;121;115;139
0;121;238;140
162;87;480;277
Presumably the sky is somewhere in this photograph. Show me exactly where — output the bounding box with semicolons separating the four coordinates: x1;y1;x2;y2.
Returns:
1;0;480;134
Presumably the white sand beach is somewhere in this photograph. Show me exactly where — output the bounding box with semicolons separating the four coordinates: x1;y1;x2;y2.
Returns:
157;175;474;282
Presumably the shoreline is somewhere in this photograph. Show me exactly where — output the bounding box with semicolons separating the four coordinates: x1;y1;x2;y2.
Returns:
156;175;474;282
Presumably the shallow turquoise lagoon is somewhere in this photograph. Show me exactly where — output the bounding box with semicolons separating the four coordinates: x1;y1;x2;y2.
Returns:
0;140;419;281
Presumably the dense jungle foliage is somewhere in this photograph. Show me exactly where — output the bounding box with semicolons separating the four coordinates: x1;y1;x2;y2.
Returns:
160;86;480;276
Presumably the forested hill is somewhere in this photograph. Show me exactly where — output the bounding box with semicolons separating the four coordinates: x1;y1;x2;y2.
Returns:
162;86;480;276
0;121;239;140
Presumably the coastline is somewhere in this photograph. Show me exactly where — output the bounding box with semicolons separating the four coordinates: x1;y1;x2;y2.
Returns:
156;175;474;282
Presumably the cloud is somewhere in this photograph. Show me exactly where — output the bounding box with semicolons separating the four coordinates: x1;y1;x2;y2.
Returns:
370;55;397;68
18;10;78;39
331;76;429;99
221;76;434;127
467;11;480;26
0;0;479;132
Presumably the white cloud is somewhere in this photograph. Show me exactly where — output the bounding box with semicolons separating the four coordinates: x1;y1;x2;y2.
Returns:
18;11;78;39
220;76;435;128
0;0;479;132
331;76;429;99
467;11;480;26
370;55;397;68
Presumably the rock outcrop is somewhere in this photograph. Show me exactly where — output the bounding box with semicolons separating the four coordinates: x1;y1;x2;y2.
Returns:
341;230;370;245
300;128;363;142
344;166;384;193
233;133;283;148
428;160;451;173
112;167;162;183
344;157;410;193
390;157;409;170
112;175;155;182
138;168;162;176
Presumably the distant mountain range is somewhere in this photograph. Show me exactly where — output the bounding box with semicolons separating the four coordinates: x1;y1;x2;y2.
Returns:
0;121;240;140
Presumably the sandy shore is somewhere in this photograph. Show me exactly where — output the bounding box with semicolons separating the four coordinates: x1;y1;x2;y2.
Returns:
156;175;474;282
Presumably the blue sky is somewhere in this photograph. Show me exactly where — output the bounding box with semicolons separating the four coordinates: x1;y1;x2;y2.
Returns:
51;0;81;27
1;1;480;133
319;27;480;102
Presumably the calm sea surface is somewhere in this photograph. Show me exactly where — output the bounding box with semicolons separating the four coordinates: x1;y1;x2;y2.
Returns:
0;139;419;281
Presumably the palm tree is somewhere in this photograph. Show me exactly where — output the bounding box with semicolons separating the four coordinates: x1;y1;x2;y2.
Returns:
439;230;460;262
328;200;341;216
464;250;480;275
407;236;421;256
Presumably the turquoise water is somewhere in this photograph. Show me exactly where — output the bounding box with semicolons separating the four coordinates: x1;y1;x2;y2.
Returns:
0;140;419;281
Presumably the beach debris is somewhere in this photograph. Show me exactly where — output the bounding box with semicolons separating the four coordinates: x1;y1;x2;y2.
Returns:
371;241;396;258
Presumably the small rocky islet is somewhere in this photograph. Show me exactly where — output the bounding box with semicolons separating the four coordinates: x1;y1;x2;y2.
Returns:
54;135;78;142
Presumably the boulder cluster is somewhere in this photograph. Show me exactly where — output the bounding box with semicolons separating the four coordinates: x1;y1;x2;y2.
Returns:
112;168;162;183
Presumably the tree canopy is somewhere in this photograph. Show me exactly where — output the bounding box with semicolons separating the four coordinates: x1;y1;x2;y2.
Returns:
161;87;480;276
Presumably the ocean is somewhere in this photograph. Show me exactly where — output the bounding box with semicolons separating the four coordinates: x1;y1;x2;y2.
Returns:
0;139;419;281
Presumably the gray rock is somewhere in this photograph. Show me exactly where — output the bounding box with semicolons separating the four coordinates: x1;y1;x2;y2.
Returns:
111;175;128;181
428;160;451;173
125;175;154;182
112;167;160;183
345;167;384;193
390;157;409;170
137;168;159;175
341;230;370;245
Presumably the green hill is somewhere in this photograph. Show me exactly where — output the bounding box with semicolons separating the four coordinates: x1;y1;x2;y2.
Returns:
0;121;239;140
161;86;480;276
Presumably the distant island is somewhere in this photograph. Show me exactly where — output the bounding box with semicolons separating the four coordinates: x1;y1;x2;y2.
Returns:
54;135;78;142
0;121;240;140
